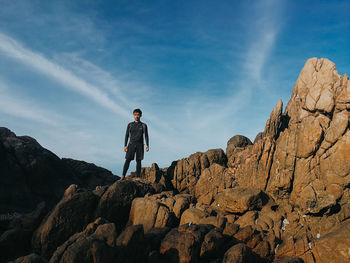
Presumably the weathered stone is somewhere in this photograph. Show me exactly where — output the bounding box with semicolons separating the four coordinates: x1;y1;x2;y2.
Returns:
222;243;264;263
213;188;266;214
128;197;175;232
159;224;214;263
32;185;98;259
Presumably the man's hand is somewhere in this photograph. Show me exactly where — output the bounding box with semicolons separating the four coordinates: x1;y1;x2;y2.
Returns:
124;146;127;152
146;145;149;152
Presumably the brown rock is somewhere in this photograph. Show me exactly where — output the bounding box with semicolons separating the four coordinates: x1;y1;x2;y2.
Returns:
213;188;266;214
179;207;209;226
200;228;231;261
273;257;304;263
95;180;155;232
116;224;146;262
32;185;98;259
194;163;236;205
10;253;48;263
49;218;118;263
167;148;227;193
222;243;264;263
226;135;253;158
312;219;350;263
159;224;214;263
128;197;175;232
0;202;47;262
263;99;284;139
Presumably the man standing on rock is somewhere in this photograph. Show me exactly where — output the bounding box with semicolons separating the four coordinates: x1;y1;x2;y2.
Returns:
120;108;149;180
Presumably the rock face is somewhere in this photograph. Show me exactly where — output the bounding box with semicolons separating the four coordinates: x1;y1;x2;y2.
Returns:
0;128;118;214
4;57;350;263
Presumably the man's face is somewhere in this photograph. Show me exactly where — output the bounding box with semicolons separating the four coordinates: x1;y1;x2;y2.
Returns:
133;112;141;121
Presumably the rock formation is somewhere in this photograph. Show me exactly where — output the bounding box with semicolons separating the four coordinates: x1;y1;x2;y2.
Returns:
2;57;349;262
0;127;119;214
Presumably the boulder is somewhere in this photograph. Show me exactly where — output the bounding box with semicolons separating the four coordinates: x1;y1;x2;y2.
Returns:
32;185;98;259
61;158;118;189
0;127;118;215
213;188;267;214
167;148;227;193
95;180;155;232
0;202;47;262
128;197;175;232
226;135;253;157
49;217;118;263
194;163;236;205
9;253;48;263
159;224;214;263
222;243;264;263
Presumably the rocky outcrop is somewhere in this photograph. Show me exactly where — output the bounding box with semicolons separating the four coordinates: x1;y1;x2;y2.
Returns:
32;185;98;259
5;57;350;263
61;158;117;189
226;135;253;158
0;202;47;262
0;127;118;215
167;148;227;193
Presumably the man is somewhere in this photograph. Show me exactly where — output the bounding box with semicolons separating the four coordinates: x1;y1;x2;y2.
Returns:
120;108;149;180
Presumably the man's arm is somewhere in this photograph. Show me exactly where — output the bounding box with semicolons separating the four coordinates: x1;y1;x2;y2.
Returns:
144;124;149;147
124;123;130;147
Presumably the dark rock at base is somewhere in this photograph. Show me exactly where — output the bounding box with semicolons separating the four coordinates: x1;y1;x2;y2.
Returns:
32;185;98;259
0;202;47;262
61;158;118;189
0;127;118;215
222;243;265;263
8;253;48;263
95;180;156;233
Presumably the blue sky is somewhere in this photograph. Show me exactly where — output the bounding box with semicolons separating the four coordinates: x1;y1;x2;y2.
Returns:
0;0;349;175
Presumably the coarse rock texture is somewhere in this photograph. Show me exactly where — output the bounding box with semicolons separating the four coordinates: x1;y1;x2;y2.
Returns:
0;127;118;214
4;57;350;263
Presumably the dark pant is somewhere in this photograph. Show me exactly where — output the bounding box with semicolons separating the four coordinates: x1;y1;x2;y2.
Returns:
122;158;141;177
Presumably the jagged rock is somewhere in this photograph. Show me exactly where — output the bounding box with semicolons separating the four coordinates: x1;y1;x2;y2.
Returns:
159;224;214;263
263;99;284;139
144;227;171;259
9;253;48;263
2;57;350;263
167;148;227;193
312;219;350;263
0;127;118;215
95;180;156;233
194;163;236;205
116;224;147;262
49;217;118;263
128;197;176;232
254;132;264;143
32;185;98;259
213;188;267;214
128;163;173;191
61;158;118;189
226;135;253;158
222;243;264;263
273;257;304;263
179;207;227;229
200;228;233;261
0;202;47;262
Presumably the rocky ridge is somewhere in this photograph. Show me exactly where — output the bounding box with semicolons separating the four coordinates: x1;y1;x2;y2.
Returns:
1;57;349;263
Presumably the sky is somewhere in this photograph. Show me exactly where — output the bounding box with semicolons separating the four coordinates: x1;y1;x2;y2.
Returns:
0;0;349;175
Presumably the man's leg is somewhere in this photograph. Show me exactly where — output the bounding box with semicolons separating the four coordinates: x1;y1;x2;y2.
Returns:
121;158;132;180
136;159;142;177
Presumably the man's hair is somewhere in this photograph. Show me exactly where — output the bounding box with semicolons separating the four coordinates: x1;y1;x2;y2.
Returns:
133;108;142;116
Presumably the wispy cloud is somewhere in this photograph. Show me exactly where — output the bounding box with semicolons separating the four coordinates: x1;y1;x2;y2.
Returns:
0;32;130;118
0;80;65;126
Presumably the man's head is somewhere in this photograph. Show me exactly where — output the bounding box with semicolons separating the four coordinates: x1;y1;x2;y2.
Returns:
133;108;142;122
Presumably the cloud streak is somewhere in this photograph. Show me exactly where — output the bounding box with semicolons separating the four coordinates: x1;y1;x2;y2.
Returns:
0;32;131;118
